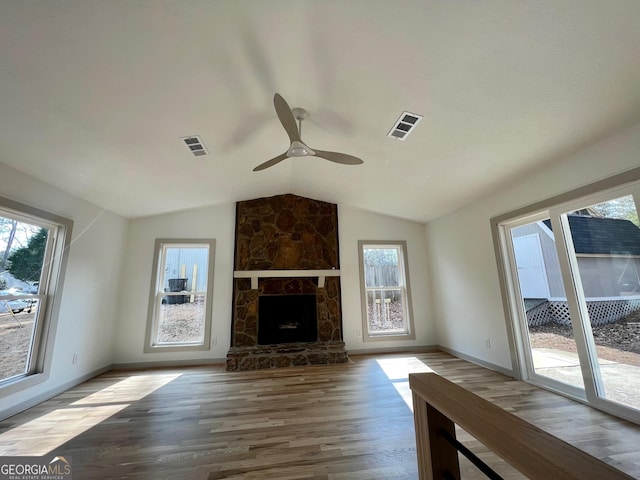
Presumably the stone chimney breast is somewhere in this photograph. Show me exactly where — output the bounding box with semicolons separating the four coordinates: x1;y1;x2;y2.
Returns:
227;194;347;371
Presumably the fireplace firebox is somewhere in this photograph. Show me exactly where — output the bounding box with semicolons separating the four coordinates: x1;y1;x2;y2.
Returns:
257;294;318;345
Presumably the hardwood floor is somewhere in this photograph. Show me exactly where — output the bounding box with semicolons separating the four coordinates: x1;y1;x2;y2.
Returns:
0;352;639;479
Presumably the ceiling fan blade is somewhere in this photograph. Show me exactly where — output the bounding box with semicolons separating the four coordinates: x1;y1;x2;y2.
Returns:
274;93;301;143
253;152;289;171
313;149;364;165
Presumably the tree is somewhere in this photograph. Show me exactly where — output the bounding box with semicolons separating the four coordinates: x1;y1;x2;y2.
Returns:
588;195;639;227
0;219;18;270
7;228;47;282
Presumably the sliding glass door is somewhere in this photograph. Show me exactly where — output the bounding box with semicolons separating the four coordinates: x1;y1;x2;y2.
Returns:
508;215;585;393
558;193;640;411
500;183;640;421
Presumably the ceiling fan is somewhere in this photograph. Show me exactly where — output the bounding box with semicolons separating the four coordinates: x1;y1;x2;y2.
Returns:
253;93;364;171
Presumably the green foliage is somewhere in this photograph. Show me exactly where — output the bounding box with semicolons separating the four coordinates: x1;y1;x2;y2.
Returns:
0;279;6;290
7;228;47;282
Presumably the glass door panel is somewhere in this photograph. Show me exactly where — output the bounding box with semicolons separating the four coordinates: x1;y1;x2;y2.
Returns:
509;219;585;390
562;194;640;410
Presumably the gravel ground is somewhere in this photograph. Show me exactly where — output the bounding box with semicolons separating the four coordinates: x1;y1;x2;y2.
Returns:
0;311;33;379
157;300;205;343
529;309;640;366
368;300;406;332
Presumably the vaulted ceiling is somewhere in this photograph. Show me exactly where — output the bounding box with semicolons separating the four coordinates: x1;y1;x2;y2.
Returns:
2;1;640;222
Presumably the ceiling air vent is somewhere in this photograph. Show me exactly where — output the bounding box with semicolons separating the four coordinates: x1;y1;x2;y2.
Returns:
181;135;208;156
387;111;423;140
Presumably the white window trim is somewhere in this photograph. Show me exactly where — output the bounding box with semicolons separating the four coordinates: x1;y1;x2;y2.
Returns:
0;195;73;396
144;238;215;353
358;240;416;342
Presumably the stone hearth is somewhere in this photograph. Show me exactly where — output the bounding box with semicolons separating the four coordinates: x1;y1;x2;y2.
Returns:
226;194;348;371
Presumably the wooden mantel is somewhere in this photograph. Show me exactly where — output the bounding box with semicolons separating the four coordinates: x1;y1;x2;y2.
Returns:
233;269;340;289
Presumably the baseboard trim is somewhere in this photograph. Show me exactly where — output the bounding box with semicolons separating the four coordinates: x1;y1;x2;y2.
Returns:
437;345;514;377
347;345;514;378
347;345;440;356
111;358;226;370
0;365;111;422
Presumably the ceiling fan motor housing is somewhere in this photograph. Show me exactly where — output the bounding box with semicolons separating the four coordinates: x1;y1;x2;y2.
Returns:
288;140;315;157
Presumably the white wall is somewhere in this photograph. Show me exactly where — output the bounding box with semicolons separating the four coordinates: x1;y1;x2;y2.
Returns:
427;122;640;372
0;162;128;418
113;203;236;364
114;200;435;363
339;205;435;352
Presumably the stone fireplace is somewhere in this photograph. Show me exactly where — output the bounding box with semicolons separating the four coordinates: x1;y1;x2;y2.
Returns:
226;194;349;371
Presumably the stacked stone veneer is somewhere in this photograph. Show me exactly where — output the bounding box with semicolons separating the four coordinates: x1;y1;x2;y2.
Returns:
227;194;348;371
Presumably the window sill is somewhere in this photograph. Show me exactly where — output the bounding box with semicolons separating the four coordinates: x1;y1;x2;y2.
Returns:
144;342;210;353
363;332;416;342
0;371;49;397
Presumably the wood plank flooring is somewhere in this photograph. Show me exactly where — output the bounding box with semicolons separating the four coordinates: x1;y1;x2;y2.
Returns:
0;352;639;479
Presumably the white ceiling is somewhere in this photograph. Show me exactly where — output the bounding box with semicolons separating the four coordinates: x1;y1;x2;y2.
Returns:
2;1;640;223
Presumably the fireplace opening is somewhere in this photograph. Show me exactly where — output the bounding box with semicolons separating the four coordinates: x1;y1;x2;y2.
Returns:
257;294;318;345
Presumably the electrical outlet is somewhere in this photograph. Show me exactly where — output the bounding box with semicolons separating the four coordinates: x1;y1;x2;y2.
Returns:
212;337;217;346
72;353;78;364
485;338;491;349
356;329;362;337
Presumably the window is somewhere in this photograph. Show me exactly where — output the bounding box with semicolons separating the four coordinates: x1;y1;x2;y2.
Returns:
494;168;640;424
0;195;72;391
359;241;415;341
144;239;215;352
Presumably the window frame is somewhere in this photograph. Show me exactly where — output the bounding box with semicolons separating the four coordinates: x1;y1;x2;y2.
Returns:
144;238;215;353
358;240;415;342
492;166;640;424
0;195;73;395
